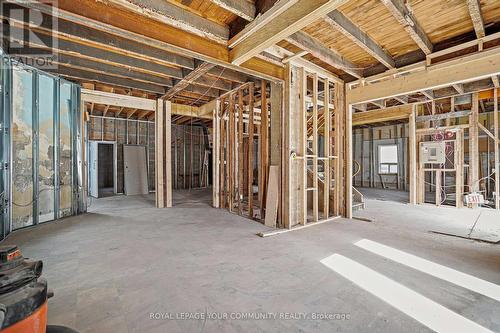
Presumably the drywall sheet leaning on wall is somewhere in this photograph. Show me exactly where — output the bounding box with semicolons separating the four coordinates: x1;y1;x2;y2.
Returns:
123;145;148;195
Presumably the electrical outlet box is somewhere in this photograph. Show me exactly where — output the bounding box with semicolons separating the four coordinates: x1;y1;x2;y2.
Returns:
420;141;446;164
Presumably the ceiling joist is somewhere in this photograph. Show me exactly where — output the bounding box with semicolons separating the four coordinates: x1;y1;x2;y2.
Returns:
325;10;395;69
229;0;349;65
380;0;433;55
105;0;229;43
286;31;362;79
466;0;486;39
208;0;255;21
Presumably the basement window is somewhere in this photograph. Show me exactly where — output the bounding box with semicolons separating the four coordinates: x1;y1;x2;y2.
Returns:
379;145;398;174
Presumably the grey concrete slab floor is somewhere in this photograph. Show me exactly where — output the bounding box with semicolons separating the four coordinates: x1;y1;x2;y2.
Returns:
5;190;500;333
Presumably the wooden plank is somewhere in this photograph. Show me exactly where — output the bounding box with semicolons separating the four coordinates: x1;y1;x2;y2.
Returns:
466;0;486;39
347;48;500;104
81;89;156;110
248;84;255;218
435;170;442;206
299;67;308;225
106;0;229;43
469;92;480;207
455;129;464;208
352;105;413;126
380;0;433;54
22;0;283;81
228;94;235;212
165;101;172;207
220;98;226;209
163;62;216;100
238;89;244;215
494;88;499;210
287;31;362;79
409;106;417;204
209;0;255;21
346;103;353;219
213;101;221;208
323;78;331;219
229;0;349;65
312;74;319;222
270;81;283;226
325;10;395;69
334;82;342;216
264;166;280;228
155;99;165;208
260;80;269;216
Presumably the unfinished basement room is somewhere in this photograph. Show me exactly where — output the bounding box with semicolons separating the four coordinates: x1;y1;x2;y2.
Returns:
0;0;499;332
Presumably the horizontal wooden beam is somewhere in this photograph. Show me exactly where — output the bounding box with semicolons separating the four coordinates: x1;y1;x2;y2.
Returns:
286;31;362;78
467;0;485;39
325;10;395;69
163;62;216;100
47;66;167;94
347;47;500;104
229;0;349;65
380;0;433;54
82;88;157;110
209;0;255;21
106;0;229;43
352;105;413;126
20;0;284;81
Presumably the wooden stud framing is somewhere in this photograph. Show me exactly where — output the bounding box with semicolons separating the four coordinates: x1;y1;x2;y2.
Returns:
248;83;255;219
155;99;172;208
469;92;480;206
323;78;331;219
494;88;500;210
409;105;417;204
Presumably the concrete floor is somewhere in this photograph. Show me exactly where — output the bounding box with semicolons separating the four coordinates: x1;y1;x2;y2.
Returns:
5;189;500;333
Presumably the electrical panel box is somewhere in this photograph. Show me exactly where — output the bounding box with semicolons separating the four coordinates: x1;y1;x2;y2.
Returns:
420;141;446;164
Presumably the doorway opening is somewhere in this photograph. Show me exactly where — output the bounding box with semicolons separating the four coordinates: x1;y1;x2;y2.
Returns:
89;141;117;198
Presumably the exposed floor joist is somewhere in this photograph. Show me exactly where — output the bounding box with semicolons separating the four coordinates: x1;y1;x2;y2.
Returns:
325;10;395;69
467;0;486;39
105;0;229;44
19;0;283;81
286;31;362;78
162;62;217;100
380;0;433;55
229;0;349;65
209;0;255;21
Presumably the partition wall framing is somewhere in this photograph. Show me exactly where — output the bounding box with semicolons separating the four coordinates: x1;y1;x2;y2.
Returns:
0;48;83;240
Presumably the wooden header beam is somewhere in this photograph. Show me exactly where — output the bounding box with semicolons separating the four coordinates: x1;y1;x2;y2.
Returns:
352;105;412;126
347;47;500;104
229;0;349;65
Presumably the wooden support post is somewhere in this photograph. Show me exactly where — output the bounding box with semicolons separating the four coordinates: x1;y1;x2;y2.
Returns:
334;82;343;216
165;102;172;207
228;94;235;212
260;80;269;218
469;92;480;206
155;99;172;208
220;98;226;209
270;81;282;227
248;83;255;219
409;105;417;204
155;99;164;208
456;129;464;208
312;73;319;222
494;88;499;210
213;101;221;208
238;90;244;215
323;78;331;219
299;67;307;225
435;170;442;206
346;102;353;219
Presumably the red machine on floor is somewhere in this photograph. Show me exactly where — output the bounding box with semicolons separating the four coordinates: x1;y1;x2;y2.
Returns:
0;245;78;333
